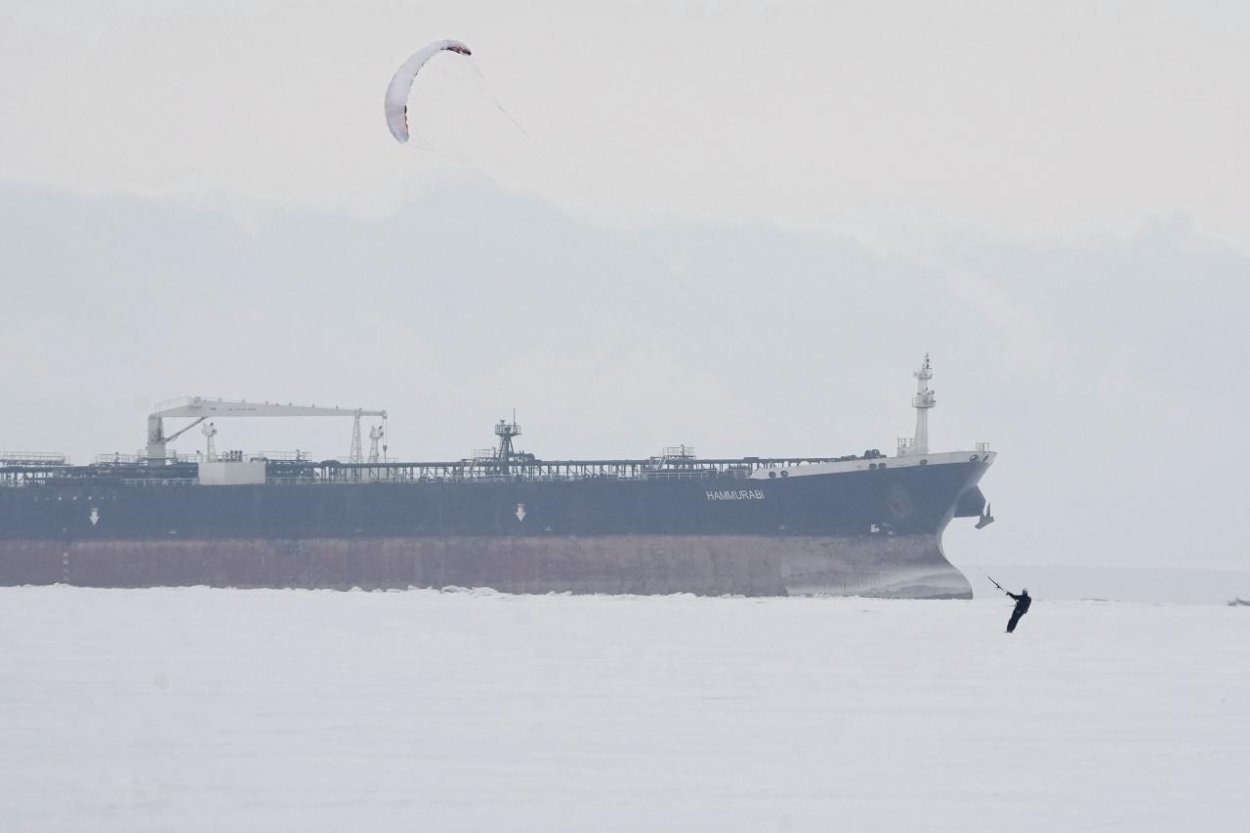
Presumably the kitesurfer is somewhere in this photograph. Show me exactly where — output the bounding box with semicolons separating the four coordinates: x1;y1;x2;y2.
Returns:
1005;588;1031;633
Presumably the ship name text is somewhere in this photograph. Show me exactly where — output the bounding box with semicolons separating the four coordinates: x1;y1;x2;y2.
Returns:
706;489;766;502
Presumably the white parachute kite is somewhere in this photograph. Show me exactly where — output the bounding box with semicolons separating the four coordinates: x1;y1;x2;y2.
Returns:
384;39;473;143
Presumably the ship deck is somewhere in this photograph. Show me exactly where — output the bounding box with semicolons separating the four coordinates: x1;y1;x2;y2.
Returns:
0;453;884;487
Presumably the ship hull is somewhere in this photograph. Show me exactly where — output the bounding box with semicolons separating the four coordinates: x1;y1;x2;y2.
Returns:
0;533;970;598
0;456;991;598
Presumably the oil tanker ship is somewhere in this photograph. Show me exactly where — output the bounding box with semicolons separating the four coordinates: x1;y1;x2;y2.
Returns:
0;357;995;598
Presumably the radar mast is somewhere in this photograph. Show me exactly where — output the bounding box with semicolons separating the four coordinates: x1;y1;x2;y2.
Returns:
910;353;936;455
494;413;522;474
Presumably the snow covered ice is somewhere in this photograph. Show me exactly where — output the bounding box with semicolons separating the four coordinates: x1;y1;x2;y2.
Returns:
2;586;1248;831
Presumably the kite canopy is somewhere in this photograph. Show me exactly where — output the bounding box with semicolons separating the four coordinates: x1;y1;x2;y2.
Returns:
384;39;473;143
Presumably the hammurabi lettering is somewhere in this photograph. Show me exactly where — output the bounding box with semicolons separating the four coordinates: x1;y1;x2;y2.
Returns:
705;489;766;501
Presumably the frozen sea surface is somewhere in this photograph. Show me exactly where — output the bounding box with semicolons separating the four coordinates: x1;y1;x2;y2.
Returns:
2;587;1247;832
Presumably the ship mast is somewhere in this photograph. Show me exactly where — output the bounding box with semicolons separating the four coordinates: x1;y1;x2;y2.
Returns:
910;353;936;455
494;413;521;475
201;422;218;462
368;424;386;464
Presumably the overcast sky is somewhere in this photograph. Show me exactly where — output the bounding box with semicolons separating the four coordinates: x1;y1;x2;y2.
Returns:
5;1;1249;244
2;1;1248;573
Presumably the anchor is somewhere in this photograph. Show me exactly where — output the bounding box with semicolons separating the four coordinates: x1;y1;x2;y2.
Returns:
975;502;995;530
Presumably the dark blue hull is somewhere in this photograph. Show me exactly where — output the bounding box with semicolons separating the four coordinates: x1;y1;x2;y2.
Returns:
0;457;991;598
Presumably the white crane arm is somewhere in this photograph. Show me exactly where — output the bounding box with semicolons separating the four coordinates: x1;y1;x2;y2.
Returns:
146;397;387;464
153;397;386;420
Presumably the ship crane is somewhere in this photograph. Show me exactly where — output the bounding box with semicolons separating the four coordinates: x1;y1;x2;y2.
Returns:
145;397;386;465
